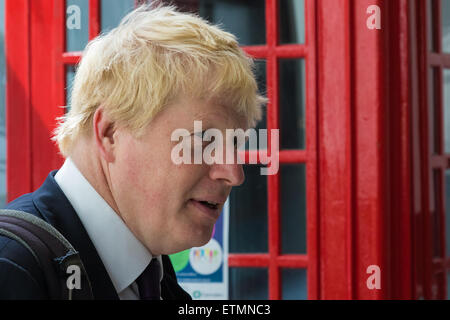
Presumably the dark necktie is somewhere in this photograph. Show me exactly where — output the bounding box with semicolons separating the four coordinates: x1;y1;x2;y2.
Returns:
136;258;161;300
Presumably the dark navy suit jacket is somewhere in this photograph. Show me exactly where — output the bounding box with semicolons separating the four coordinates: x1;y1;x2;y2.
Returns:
0;171;191;300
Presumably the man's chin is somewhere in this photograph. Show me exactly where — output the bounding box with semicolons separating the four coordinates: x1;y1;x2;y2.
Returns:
161;234;211;256
181;227;214;251
191;228;214;247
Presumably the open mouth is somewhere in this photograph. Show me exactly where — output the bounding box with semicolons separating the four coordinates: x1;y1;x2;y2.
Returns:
198;200;219;210
189;199;221;220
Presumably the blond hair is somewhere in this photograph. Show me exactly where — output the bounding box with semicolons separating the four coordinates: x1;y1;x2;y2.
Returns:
53;3;266;157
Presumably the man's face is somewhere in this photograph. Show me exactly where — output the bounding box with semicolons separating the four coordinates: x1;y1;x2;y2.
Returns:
108;96;246;255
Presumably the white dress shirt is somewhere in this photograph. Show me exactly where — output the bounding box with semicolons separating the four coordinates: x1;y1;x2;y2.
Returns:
55;158;163;300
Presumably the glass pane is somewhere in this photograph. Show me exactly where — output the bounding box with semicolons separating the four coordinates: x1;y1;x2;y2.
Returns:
246;59;267;150
229;165;268;253
445;170;450;257
282;268;307;300
197;0;266;46
255;59;267;98
65;65;77;112
427;0;437;52
279;59;306;150
229;267;268;300
442;0;450;53
444;69;450;154
447;270;450;299
431;169;442;258
66;0;89;52
281;164;306;254
0;0;5;208
279;0;305;44
166;0;266;45
101;0;135;33
429;68;440;154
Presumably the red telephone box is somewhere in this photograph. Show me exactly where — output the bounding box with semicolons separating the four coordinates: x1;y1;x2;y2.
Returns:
4;0;450;299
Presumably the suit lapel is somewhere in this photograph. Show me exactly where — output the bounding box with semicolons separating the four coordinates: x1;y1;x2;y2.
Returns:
31;171;191;300
31;171;119;300
161;255;192;300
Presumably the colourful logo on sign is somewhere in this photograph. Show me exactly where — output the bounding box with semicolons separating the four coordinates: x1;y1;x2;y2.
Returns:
189;238;222;275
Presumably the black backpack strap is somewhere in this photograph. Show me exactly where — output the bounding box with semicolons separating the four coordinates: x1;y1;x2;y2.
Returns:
0;209;93;299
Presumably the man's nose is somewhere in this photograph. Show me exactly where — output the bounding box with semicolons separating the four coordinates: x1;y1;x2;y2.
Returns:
209;163;245;187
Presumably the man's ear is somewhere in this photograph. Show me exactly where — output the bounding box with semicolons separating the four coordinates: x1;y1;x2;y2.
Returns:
93;107;116;163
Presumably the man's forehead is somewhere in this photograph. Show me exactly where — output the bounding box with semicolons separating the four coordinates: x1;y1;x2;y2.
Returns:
169;96;246;129
192;108;247;130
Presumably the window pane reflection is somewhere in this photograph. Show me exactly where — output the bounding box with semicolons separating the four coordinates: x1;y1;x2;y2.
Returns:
229;267;268;300
279;59;306;150
281;164;307;254
447;270;450;299
101;0;135;33
65;65;77;113
427;0;437;52
442;0;450;53
444;69;450;153
66;0;89;52
199;0;265;46
445;170;450;257
279;0;305;44
167;0;266;46
431;169;442;258
246;59;267;151
229;165;268;253
282;268;307;300
429;68;439;154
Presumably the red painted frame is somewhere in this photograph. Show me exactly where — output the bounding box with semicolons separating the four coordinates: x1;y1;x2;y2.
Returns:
317;0;421;300
5;0;32;201
6;0;63;199
395;0;450;300
231;0;318;301
415;0;450;300
318;0;392;300
389;0;414;299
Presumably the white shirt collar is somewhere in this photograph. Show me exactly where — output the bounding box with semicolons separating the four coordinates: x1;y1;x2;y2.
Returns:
55;158;162;295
